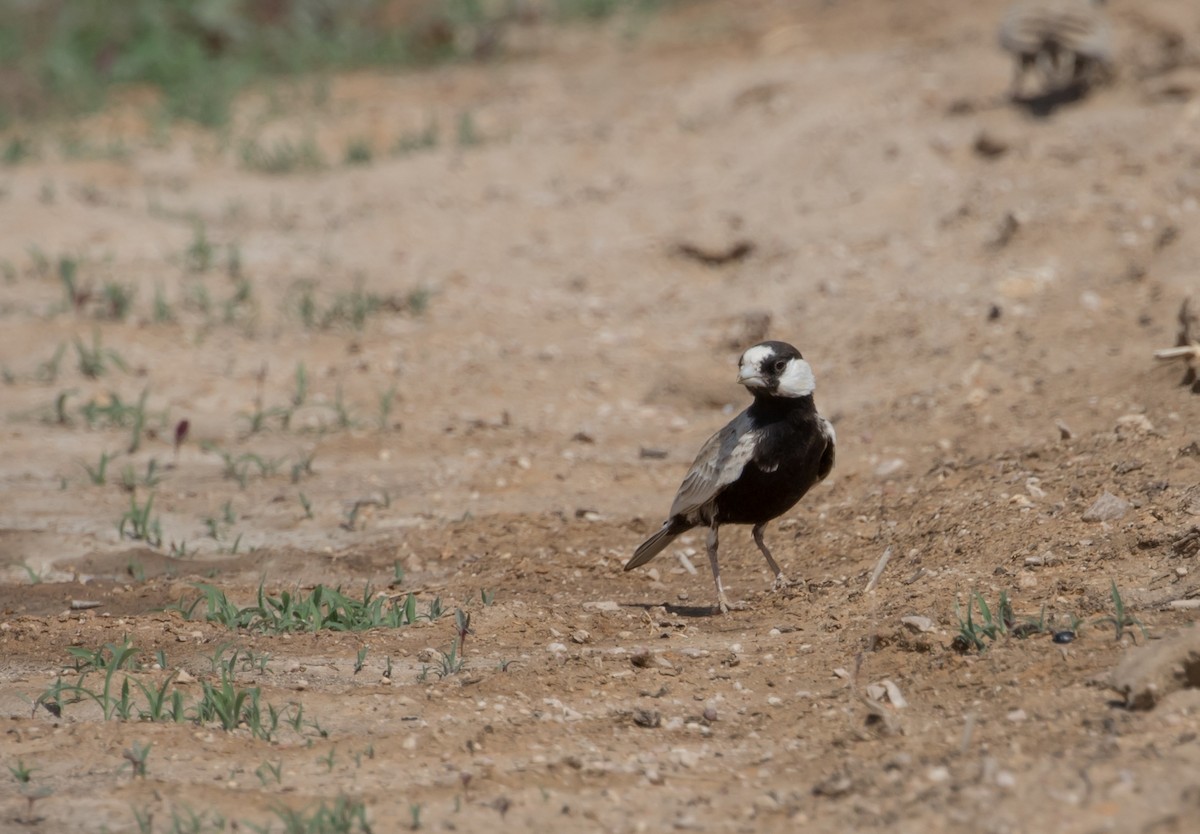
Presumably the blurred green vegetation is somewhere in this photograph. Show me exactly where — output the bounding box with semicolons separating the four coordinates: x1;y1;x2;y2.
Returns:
0;0;670;129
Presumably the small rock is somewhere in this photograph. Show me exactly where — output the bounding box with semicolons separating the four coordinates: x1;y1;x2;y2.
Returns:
702;706;718;722
670;748;699;768
927;766;951;783
1083;492;1131;522
753;793;781;813
973;130;1010;158
874;458;907;479
989;212;1020;249
1115;413;1155;436
632;709;661;728
881;679;908;709
175;669;196;684
996;770;1017;789
631;648;653;668
767;696;783;707
812;773;853;797
547;642;568;653
1053;630;1076;644
901;615;935;633
583;601;620;612
570;630;591;644
1006;709;1027;723
1168;599;1200;610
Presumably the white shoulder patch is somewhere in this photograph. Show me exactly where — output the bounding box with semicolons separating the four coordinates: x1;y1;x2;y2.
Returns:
776;358;815;398
819;415;836;444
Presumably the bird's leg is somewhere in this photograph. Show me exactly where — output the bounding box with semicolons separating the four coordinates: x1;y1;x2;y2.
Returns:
752;523;789;591
706;523;734;614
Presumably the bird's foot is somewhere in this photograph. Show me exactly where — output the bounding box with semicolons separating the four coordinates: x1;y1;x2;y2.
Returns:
716;593;747;615
771;574;791;592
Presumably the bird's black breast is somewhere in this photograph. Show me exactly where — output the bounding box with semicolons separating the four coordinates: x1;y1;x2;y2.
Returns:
712;402;830;526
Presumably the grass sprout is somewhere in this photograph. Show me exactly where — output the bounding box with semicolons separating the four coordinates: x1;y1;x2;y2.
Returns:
167;582;441;634
952;590;1013;652
1095;580;1147;642
118;493;163;547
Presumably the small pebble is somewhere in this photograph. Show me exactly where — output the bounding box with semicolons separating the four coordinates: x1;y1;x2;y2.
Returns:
1082;491;1131;522
632;709;661;728
1052;630;1075;644
670;748;699;768
874;458;907;479
754;793;781;813
901;615;935;633
583;601;620;612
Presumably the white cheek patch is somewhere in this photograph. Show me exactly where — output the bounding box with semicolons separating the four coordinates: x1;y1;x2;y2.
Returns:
776;358;815;397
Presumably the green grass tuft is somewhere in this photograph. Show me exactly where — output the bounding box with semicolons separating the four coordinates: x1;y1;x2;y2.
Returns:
169;582;441;634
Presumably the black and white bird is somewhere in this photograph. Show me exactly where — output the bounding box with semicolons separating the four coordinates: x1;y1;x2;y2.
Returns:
998;0;1113;99
625;341;836;614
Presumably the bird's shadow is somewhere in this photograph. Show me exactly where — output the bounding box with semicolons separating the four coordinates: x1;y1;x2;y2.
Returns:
1011;82;1092;118
625;601;720;618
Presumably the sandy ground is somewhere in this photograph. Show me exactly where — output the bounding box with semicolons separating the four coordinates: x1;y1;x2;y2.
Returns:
1;1;1199;831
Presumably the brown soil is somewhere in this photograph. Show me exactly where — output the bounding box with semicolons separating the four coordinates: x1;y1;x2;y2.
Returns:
2;1;1199;832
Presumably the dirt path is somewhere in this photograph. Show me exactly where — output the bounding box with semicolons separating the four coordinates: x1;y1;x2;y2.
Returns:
1;1;1199;831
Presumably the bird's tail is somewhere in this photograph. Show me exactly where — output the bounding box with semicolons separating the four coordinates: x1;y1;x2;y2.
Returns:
625;519;691;571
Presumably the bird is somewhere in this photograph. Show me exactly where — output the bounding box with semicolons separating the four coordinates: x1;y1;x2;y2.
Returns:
625;340;836;614
998;0;1113;99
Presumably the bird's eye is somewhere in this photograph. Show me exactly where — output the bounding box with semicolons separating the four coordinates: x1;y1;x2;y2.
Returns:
773;359;788;373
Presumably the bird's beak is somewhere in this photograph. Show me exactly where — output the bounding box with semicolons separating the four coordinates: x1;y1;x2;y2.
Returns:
737;365;768;389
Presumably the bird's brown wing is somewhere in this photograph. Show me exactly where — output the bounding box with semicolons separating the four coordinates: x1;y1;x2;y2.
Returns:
668;410;759;520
